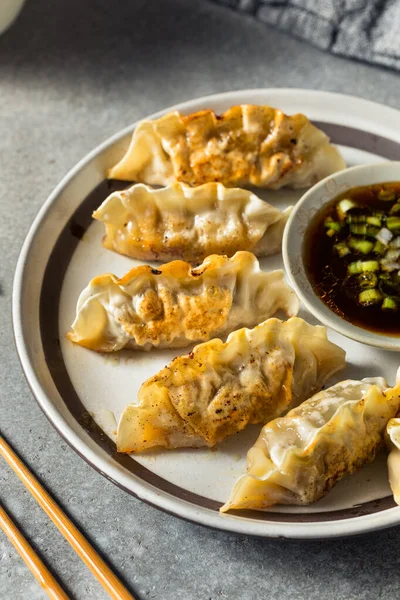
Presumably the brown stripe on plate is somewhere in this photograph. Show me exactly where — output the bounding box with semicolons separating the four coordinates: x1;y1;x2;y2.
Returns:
39;124;399;523
39;179;220;512
314;122;400;160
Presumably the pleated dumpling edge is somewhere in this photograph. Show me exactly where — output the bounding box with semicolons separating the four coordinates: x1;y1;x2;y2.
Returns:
93;181;292;263
221;377;400;513
107;105;345;189
67;252;300;352
116;317;345;453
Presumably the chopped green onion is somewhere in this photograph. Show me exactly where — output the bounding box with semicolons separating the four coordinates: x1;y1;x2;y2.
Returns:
349;223;367;235
324;218;342;232
367;226;379;238
386;217;400;233
390;204;400;216
361;260;380;271
348;262;363;275
347;214;366;224
382;297;398;311
366;216;382;226
348;238;374;254
348;223;378;237
337;199;358;219
379;272;392;281
373;240;386;255
318;191;400;314
378;189;396;201
358;289;383;306
358;272;378;289
348;260;379;275
334;241;350;258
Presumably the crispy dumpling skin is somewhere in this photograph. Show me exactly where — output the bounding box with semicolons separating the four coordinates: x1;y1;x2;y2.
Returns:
116;317;345;452
108;105;345;189
385;415;400;505
221;377;400;513
67;252;299;352
93;182;292;263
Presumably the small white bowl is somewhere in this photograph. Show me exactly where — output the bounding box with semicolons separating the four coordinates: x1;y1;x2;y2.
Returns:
283;161;400;351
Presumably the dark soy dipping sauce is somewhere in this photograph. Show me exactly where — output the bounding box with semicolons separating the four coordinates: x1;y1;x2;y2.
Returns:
304;181;400;335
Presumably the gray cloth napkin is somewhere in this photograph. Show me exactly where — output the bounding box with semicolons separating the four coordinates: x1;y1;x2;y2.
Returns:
210;0;400;70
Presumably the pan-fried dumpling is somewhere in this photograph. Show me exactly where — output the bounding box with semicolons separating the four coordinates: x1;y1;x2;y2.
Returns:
385;416;400;505
108;105;345;189
67;252;299;352
221;377;400;513
116;317;345;452
93;181;292;263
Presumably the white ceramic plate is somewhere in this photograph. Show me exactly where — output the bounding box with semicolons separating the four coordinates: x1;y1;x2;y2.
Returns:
13;89;400;539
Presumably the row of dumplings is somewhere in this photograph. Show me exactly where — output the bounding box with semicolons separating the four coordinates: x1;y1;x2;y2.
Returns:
70;298;400;512
95;104;345;264
68;104;400;512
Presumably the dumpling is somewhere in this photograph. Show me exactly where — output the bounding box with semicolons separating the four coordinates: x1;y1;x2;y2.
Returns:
108;105;345;189
221;377;400;513
93;181;292;263
116;317;345;452
385;416;400;505
67;252;299;352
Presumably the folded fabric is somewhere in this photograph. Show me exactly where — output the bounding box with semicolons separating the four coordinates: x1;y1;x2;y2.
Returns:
210;0;400;71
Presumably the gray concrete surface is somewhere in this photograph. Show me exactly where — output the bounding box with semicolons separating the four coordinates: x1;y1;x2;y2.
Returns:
1;1;400;598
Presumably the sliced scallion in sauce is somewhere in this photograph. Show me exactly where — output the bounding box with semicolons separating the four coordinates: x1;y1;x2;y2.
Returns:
304;182;400;334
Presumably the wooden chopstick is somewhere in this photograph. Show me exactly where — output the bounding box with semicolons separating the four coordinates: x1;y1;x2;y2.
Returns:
0;504;69;600
0;435;135;600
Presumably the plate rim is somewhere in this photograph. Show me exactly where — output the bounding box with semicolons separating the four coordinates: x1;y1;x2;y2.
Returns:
12;87;400;539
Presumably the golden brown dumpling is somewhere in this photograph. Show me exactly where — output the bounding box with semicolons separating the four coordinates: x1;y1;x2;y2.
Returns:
93;181;292;262
67;252;299;352
385;406;400;505
116;317;345;452
222;377;400;512
108;105;345;189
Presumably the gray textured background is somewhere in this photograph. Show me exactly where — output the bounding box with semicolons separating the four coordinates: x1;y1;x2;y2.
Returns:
1;1;400;599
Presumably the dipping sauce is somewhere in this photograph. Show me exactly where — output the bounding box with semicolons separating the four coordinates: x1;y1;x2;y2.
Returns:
304;182;400;335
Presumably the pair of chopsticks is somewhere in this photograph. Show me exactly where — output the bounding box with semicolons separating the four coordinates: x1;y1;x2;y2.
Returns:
0;435;135;600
